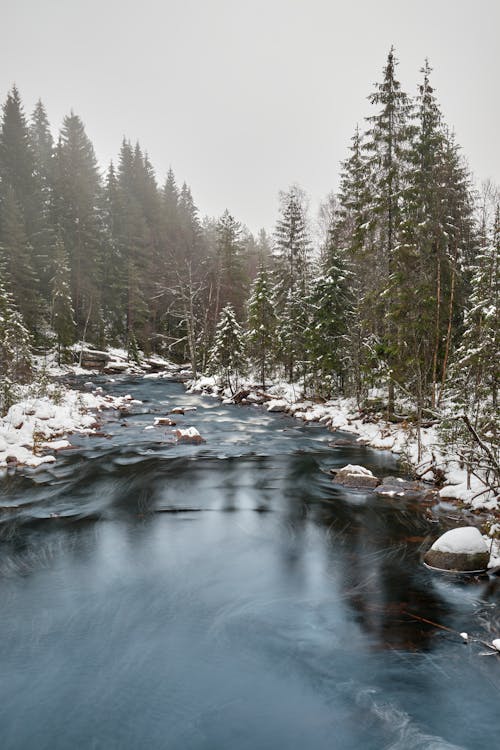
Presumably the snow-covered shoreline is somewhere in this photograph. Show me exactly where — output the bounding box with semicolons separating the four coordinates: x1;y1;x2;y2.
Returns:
0;384;142;470
186;376;500;514
0;347;190;472
187;376;500;566
1;362;497;565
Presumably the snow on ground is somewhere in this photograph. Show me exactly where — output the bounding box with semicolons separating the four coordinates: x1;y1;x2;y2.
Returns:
36;345;187;379
0;384;142;470
187;375;499;514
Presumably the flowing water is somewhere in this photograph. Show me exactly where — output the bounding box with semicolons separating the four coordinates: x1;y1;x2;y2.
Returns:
0;377;498;749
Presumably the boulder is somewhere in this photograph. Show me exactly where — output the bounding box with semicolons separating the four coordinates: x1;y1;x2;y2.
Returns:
424;527;490;572
328;438;355;447
79;349;109;370
174;427;205;445
154;417;176;426
330;464;380;489
266;399;288;413
374;476;436;499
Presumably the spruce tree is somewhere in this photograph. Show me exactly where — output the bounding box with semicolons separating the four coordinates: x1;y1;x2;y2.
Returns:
0;268;32;412
454;204;499;440
273;186;311;381
101;161;126;341
305;244;352;397
29;99;57;296
246;264;276;386
363;47;414;414
52;113;104;339
51;235;75;363
0;185;40;330
215;209;246;319
209;304;245;393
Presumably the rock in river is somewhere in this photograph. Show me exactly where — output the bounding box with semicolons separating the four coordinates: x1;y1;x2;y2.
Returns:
330;464;381;489
424;526;490;572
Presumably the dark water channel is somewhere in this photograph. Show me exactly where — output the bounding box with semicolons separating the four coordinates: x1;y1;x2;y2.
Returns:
0;378;498;749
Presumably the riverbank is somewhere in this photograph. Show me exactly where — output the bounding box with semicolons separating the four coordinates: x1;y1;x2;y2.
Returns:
0;383;144;470
2;362;498;565
186;375;500;564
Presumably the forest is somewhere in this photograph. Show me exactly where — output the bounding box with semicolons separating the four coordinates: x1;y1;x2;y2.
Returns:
0;49;498;484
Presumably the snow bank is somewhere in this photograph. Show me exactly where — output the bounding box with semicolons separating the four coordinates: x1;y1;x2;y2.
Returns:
186;374;499;515
0;386;142;469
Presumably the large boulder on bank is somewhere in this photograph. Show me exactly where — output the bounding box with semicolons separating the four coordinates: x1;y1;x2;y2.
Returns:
424;527;490;572
266;399;289;413
78;349;109;369
330;464;381;489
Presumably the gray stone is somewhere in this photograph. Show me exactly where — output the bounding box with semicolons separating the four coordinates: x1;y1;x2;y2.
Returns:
424;527;490;572
424;548;490;572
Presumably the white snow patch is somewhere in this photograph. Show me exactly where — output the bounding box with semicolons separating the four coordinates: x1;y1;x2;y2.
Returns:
338;465;374;477
430;527;488;554
266;399;288;412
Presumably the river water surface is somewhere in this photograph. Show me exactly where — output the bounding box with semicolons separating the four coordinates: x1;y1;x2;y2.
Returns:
0;377;498;749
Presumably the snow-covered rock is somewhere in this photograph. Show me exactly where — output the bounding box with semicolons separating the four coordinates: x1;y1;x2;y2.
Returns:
174;427;205;444
330;464;380;489
266;399;288;413
153;417;176;426
424;527;490;572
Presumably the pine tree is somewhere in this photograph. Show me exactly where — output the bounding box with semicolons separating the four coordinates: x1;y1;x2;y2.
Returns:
29;98;57;296
209;304;245;393
363;47;414;414
0;267;32;413
52;113;104;339
0;185;40;330
455;204;499;439
246;264;277;386
101;161;126;341
274;186;311;301
0;86;38;230
305;243;352;397
215;209;246;319
272;186;311;380
336;125;372;260
51;235;75;363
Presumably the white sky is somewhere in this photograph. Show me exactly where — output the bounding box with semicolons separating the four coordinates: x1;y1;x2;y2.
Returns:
2;0;499;233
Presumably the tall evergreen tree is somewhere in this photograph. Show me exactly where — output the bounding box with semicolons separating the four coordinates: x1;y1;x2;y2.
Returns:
215;209;246;319
273;186;311;380
209;304;245;393
305;243;352;397
0;266;32;412
52;112;104;338
454;203;499;436
363;47;414;413
246;264;277;385
0;185;40;330
29;98;57;293
51;234;75;362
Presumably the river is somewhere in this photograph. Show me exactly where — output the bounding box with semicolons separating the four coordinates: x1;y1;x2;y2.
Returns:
0;377;498;749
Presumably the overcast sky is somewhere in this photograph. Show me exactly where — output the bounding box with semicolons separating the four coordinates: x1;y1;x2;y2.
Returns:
2;0;499;233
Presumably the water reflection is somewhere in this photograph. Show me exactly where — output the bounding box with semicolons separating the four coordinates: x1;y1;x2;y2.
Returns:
0;378;498;750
